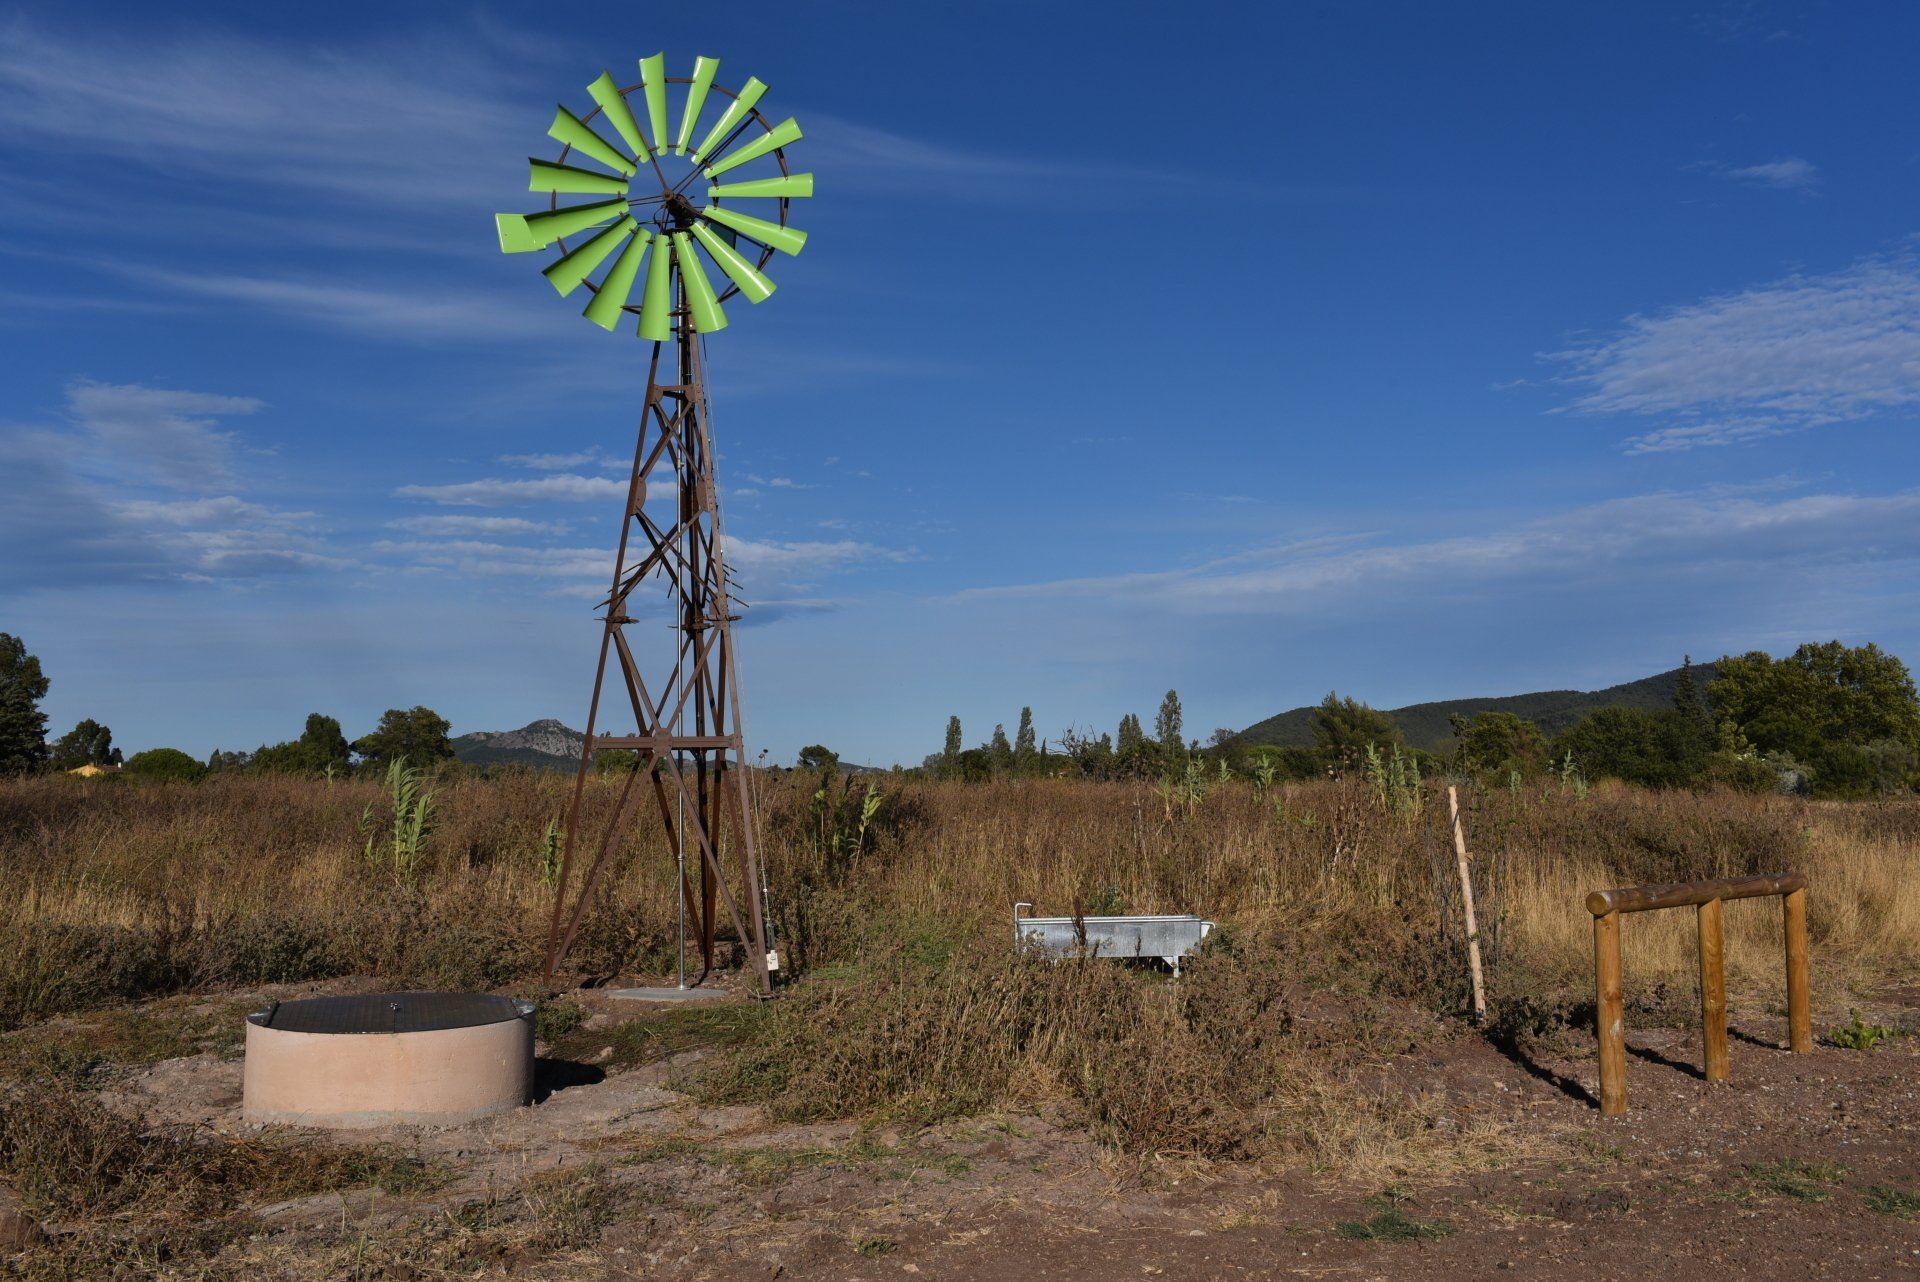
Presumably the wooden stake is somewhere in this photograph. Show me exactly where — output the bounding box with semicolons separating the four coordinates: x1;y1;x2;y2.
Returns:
1447;786;1488;1025
1783;887;1813;1053
1595;909;1626;1116
1697;897;1728;1082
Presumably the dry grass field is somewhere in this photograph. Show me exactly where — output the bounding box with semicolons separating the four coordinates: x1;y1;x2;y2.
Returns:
2;772;1918;1278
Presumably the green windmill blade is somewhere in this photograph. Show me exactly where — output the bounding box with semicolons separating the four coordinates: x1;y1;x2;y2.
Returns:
548;105;636;175
690;76;767;164
698;204;807;256
638;231;675;341
675;56;720;155
498;57;811;341
709;173;813;200
495;197;627;253
672;231;729;333
543;218;637;295
690;222;776;303
639;53;671;155
583;231;651;331
528;158;629;195
704;117;802;178
587;70;649;161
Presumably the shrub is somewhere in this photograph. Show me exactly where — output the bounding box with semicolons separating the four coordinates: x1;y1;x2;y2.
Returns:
122;748;205;782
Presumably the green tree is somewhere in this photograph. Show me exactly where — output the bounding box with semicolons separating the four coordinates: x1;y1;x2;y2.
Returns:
1116;713;1144;754
1555;707;1693;789
0;633;50;776
1313;692;1401;773
254;712;354;774
1711;642;1920;755
1710;641;1920;796
352;706;455;770
797;743;840;773
1014;706;1036;769
48;718;120;771
988;723;1013;773
123;747;206;782
1451;711;1547;779
1155;690;1184;756
942;715;962;777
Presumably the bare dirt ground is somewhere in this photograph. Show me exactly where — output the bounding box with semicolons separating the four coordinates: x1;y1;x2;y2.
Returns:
13;978;1906;1280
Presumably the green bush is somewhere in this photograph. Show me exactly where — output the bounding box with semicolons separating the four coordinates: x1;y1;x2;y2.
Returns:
121;748;205;782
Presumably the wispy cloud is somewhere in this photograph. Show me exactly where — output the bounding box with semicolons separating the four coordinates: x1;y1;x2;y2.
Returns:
386;514;566;536
66;380;262;489
0;16;521;209
105;263;553;344
955;485;1920;612
498;449;605;471
1552;252;1920;451
0;388;337;589
799;112;1167;203
394;474;628;506
1714;156;1821;192
372;539;612;581
725;537;916;578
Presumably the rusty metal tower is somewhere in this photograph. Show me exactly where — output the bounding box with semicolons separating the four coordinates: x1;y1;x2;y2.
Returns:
493;55;813;995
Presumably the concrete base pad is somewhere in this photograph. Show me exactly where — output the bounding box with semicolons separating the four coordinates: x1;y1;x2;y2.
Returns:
606;986;730;1003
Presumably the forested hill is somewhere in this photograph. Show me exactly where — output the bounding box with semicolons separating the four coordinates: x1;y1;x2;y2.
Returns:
1236;663;1718;752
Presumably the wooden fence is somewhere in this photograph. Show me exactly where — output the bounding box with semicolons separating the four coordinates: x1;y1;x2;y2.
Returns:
1587;872;1812;1116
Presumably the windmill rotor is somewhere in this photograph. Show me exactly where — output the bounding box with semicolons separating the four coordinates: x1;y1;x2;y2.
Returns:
496;57;813;335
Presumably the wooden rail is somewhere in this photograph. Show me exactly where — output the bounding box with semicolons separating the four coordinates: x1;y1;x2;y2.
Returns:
1588;873;1812;1116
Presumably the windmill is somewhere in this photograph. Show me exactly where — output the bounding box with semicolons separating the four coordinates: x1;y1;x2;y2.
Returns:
493;55;812;997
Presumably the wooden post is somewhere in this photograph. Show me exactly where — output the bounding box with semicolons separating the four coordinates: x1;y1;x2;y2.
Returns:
1447;785;1488;1025
1783;887;1812;1053
1697;897;1728;1082
1595;908;1626;1116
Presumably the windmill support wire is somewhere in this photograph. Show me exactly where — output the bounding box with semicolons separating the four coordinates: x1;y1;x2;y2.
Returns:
540;293;775;997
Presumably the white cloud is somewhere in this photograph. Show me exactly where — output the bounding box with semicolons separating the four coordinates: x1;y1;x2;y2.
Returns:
1716;156;1820;192
955;485;1920;613
1554;253;1920;451
1619;418;1801;455
0;381;349;588
109;264;552;344
0;17;519;209
793;113;1169;203
387;515;565;536
498;449;603;471
66;380;263;489
395;474;628;506
723;536;916;576
373;539;612;581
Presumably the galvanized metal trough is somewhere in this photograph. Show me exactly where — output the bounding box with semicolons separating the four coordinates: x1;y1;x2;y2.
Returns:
1013;902;1215;975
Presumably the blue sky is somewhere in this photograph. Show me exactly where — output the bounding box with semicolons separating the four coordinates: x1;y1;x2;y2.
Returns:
4;1;1919;766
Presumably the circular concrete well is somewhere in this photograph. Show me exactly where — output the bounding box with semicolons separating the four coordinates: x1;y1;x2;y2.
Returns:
243;992;534;1129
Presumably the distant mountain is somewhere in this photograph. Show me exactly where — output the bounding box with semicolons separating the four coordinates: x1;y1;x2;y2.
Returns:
1235;663;1717;753
452;718;584;771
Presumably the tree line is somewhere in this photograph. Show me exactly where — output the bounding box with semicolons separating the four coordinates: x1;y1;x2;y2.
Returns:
1353;644;1919;799
0;631;460;781
915;642;1920;799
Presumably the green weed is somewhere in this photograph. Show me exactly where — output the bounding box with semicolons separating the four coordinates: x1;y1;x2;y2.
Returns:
1828;1009;1897;1051
1742;1157;1848;1201
1865;1185;1920;1218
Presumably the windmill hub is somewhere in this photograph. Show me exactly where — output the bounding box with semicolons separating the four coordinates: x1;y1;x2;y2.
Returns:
661;191;701;230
